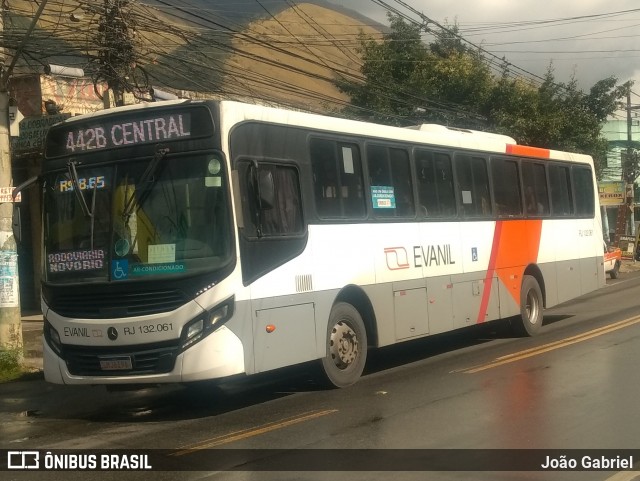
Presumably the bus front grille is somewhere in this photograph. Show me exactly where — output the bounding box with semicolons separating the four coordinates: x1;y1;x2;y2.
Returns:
45;288;188;318
62;341;180;376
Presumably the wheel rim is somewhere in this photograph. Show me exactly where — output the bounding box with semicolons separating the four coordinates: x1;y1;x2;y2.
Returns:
525;289;540;325
328;320;359;370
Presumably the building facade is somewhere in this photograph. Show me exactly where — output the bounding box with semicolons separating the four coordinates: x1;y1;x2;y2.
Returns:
601;118;640;243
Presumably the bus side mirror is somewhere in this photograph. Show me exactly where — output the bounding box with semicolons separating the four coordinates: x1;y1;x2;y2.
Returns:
258;170;275;210
12;204;22;244
11;175;39;244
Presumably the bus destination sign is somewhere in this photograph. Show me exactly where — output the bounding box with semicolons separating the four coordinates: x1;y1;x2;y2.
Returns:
61;112;192;153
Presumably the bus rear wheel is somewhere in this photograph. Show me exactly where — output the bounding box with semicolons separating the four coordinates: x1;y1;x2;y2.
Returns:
513;275;543;337
320;302;367;388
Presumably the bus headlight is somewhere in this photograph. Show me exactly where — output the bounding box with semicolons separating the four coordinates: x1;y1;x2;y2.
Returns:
180;296;234;351
43;319;63;357
185;319;204;342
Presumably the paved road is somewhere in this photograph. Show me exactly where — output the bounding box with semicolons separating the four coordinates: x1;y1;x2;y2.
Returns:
4;271;640;481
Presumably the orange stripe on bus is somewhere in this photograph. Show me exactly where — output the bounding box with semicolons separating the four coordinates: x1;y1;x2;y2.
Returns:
477;220;543;323
477;221;503;323
505;144;551;159
495;220;543;304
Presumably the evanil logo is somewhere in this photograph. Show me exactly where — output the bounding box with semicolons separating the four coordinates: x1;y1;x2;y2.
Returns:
384;244;456;271
384;247;410;270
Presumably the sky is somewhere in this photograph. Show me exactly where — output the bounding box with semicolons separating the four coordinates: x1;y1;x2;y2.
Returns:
330;0;640;101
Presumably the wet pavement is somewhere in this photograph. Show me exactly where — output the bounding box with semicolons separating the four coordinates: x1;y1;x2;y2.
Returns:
4;270;640;480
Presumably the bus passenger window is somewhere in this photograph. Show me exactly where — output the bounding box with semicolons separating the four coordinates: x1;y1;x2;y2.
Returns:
415;150;455;217
573;166;595;217
390;148;414;216
310;139;340;217
522;161;549;216
340;144;366;217
455;154;491;217
367;144;414;217
491;158;522;217
246;163;303;237
549;164;573;216
310;138;365;219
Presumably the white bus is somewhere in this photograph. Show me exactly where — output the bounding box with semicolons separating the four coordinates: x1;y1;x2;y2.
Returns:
31;99;604;388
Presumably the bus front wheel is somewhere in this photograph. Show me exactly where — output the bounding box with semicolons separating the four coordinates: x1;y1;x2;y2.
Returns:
320;302;368;388
513;275;543;337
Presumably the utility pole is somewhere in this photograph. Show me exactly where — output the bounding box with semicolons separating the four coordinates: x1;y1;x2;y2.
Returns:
98;0;136;107
0;0;49;350
627;89;634;236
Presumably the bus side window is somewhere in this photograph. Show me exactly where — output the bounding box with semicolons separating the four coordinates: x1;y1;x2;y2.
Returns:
491;157;522;217
521;161;549;216
246;163;303;237
415;149;455;217
339;144;366;217
310;138;365;219
572;166;595;217
367;144;414;217
310;139;340;217
549;164;573;216
390;148;414;217
434;153;456;216
455;154;491;217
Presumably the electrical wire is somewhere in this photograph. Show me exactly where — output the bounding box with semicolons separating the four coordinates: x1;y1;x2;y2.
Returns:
1;0;628;130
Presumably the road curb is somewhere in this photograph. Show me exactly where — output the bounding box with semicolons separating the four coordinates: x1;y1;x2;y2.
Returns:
21;314;43;371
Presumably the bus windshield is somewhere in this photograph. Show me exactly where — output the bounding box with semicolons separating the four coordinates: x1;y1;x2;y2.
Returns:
43;152;232;284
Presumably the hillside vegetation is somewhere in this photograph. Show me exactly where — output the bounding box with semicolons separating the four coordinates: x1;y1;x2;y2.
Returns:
5;0;381;113
225;2;380;111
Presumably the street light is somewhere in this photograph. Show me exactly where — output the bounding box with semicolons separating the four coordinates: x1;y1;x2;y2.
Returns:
151;86;178;101
43;64;85;78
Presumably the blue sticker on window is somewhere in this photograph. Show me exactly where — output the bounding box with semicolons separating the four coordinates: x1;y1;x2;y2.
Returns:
371;186;396;209
111;259;129;280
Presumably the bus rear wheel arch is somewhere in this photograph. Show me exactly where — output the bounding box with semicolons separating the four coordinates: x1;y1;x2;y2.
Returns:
320;302;368;388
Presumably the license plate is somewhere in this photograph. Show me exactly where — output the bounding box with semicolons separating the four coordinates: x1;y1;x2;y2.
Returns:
99;356;133;370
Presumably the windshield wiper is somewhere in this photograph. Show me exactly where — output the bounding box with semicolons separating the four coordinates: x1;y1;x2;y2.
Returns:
122;146;170;221
67;159;99;249
68;160;92;218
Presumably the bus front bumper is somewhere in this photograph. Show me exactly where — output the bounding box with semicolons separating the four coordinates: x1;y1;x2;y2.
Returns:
43;325;246;385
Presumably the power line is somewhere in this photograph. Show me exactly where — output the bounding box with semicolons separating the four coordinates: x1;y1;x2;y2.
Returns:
3;0;625;131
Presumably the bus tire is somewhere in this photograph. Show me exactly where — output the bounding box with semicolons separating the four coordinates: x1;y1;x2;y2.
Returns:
320;302;368;388
514;275;543;337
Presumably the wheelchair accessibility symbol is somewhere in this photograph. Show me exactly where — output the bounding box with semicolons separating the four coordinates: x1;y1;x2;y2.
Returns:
111;260;129;280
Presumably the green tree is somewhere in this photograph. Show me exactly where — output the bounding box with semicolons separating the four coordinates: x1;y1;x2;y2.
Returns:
414;43;493;126
339;14;627;178
338;14;492;127
338;14;430;125
486;66;626;177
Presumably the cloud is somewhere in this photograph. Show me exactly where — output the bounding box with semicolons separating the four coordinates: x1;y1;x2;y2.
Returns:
330;0;640;90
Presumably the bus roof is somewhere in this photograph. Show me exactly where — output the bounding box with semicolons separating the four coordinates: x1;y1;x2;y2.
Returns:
51;99;593;165
218;100;594;165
